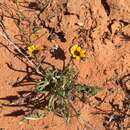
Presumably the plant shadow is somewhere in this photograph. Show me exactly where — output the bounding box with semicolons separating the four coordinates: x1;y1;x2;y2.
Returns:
1;90;48;117
6;63;39;87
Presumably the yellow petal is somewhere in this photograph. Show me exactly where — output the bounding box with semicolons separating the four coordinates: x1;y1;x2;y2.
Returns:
74;44;78;48
81;49;86;54
76;56;80;61
70;44;78;55
80;50;86;57
76;46;81;52
80;53;86;57
72;54;77;58
28;49;33;55
70;49;74;55
27;44;40;56
28;51;32;56
28;46;32;51
71;44;78;51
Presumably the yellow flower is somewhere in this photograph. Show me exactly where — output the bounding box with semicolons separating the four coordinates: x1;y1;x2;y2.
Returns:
70;44;86;60
27;44;40;56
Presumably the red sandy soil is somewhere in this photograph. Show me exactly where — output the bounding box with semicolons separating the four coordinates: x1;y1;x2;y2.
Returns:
0;0;130;130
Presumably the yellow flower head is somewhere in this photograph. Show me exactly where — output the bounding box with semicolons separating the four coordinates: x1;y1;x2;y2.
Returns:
28;44;40;56
70;44;86;60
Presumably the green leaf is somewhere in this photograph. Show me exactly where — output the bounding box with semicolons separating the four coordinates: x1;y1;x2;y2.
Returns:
76;84;102;96
35;79;49;93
